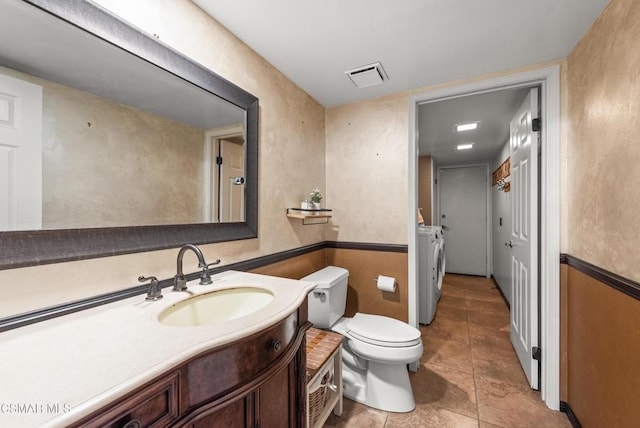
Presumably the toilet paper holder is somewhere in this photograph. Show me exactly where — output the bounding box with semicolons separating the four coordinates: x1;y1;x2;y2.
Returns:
374;275;397;292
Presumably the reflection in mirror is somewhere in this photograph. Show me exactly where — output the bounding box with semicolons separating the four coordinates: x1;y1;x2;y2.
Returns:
0;0;246;231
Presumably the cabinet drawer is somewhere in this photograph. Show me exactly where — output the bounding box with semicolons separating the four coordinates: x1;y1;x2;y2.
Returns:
76;371;180;428
187;312;298;407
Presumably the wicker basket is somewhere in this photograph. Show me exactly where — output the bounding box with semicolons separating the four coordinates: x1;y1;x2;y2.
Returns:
308;369;333;426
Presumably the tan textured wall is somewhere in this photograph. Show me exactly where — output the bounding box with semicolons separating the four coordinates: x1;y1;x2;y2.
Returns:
325;61;564;247
0;0;325;318
562;0;640;422
42;80;204;228
566;0;640;281
325;93;409;244
0;65;205;229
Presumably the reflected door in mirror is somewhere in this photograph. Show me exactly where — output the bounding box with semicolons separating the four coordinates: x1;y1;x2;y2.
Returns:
0;73;42;231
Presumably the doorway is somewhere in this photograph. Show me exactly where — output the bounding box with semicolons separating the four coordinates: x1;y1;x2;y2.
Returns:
408;66;561;409
437;164;490;276
203;125;245;223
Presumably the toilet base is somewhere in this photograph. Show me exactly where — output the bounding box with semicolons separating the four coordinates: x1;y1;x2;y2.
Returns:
341;343;416;413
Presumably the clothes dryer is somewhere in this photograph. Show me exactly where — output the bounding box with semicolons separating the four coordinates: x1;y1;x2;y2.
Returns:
418;226;445;324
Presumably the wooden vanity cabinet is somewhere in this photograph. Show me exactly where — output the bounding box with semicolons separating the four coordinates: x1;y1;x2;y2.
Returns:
74;371;181;428
188;359;298;428
71;306;309;428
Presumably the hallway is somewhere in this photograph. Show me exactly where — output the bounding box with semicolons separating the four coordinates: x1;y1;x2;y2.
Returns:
325;274;570;427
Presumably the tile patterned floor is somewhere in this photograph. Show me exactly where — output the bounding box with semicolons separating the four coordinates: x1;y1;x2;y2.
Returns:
324;274;571;427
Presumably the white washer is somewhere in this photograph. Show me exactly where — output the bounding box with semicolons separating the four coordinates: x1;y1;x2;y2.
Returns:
418;226;445;324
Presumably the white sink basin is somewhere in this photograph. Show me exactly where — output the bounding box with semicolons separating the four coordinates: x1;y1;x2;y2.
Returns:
158;287;274;327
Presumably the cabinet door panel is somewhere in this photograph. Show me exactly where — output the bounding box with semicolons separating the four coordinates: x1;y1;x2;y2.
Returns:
192;397;251;428
73;371;180;428
188;313;298;407
257;363;293;427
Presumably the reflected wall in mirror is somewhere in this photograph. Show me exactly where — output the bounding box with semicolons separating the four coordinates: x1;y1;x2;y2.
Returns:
0;0;258;269
0;0;247;231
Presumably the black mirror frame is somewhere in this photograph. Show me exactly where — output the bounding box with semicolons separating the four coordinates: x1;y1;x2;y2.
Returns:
0;0;258;270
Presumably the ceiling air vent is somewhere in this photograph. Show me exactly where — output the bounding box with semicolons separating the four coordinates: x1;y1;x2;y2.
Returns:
345;62;388;88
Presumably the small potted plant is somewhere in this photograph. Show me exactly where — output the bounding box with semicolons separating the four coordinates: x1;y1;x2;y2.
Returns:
310;187;323;211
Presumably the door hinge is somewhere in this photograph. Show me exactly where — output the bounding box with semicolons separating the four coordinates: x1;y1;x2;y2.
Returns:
216;156;223;165
532;117;542;132
532;346;542;361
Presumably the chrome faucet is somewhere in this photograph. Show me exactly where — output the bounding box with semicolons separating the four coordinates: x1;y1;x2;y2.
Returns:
173;244;220;291
139;275;162;301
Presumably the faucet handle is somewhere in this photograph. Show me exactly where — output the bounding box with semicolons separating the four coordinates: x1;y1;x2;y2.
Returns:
139;276;163;301
199;259;221;285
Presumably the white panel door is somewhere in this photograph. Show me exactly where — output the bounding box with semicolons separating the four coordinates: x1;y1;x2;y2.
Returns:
438;165;488;276
219;138;245;222
509;88;539;389
0;73;42;231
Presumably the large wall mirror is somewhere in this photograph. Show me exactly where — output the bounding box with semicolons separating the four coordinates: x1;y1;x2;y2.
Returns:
0;0;259;269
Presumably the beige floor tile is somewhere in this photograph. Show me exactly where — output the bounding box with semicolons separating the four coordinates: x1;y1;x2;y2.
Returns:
435;304;468;321
323;398;387;427
468;322;510;339
479;420;504;428
438;294;467;308
469;333;514;354
421;336;473;372
421;316;470;343
440;286;466;298
410;362;478;418
475;377;571;428
472;354;529;387
385;404;478;428
467;309;510;331
465;298;509;315
445;274;496;288
463;285;505;300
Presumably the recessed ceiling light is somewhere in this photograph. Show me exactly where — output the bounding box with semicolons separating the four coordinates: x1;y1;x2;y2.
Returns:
456;143;474;150
456;122;479;132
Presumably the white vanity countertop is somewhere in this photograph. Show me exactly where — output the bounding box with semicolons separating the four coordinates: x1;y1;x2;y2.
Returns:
0;270;316;428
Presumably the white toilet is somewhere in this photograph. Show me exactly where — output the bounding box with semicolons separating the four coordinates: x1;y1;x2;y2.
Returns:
303;266;423;413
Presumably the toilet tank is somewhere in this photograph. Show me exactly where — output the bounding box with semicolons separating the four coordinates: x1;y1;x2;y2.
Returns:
302;266;348;329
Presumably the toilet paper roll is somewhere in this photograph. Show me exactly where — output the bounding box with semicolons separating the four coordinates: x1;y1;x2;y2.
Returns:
376;275;396;292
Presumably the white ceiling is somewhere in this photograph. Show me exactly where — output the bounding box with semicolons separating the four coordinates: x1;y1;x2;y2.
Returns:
193;0;609;108
0;1;243;130
418;87;532;165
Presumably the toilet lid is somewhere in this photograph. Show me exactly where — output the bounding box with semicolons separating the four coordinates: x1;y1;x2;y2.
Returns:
346;313;422;348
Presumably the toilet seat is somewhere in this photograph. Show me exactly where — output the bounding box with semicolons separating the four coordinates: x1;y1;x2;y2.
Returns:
346;313;421;348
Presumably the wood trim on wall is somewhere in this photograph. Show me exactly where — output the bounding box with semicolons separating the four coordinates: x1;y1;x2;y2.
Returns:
560;253;640;301
325;241;408;253
560;401;582;428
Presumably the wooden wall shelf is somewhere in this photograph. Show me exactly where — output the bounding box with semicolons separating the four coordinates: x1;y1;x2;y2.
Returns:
287;208;332;225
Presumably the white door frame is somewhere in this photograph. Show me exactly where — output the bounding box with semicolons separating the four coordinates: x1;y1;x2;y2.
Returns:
203;124;244;222
437;163;491;278
408;65;560;409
